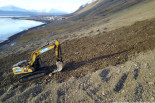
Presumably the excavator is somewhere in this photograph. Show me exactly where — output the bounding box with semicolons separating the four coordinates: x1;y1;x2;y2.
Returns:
12;40;63;82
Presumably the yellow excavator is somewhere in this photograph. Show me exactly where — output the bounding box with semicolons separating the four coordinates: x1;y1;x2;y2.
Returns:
12;40;63;82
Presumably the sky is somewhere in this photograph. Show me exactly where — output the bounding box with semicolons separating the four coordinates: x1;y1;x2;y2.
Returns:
0;0;91;13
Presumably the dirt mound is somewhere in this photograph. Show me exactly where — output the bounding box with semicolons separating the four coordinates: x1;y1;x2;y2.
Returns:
0;18;155;102
0;46;155;102
42;18;155;83
0;18;155;88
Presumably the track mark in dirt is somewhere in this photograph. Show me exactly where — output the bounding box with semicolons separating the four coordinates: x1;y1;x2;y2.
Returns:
99;69;111;82
0;72;4;83
31;85;43;97
57;89;65;103
79;77;104;102
84;86;104;102
1;91;15;102
134;69;139;80
113;73;128;92
89;87;104;101
19;85;28;92
34;90;51;103
134;83;144;102
17;84;43;103
0;89;5;97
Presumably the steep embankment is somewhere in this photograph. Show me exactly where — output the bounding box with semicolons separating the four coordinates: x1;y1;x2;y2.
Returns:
72;0;145;19
0;0;155;59
0;18;155;102
2;48;154;103
0;0;155;102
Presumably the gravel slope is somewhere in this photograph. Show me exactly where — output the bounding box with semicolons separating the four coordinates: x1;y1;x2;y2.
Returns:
0;0;155;102
0;18;155;102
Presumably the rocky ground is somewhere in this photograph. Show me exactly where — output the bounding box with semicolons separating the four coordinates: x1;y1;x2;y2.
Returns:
0;18;155;102
2;49;155;103
0;0;155;102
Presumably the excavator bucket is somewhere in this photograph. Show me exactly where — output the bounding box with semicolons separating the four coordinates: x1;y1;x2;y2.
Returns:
56;61;63;72
50;61;63;75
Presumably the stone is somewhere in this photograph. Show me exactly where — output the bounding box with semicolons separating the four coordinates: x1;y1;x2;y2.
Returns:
148;82;154;85
102;91;105;95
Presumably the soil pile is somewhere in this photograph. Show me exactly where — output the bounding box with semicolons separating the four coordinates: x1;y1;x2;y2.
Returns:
0;18;154;102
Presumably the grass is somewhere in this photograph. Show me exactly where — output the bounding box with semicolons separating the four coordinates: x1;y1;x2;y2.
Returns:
35;33;48;39
53;23;83;34
54;28;68;34
18;28;49;42
18;35;34;42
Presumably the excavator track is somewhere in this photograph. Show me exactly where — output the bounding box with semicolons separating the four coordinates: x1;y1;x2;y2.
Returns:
19;70;47;83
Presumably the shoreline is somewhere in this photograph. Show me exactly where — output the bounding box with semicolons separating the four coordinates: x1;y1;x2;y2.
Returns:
0;23;47;48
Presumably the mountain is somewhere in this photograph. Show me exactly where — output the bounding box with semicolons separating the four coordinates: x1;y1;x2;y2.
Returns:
0;5;35;16
0;5;29;12
1;0;155;102
0;5;68;16
72;0;145;20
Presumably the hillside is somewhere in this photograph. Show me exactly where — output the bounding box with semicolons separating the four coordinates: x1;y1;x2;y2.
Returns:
0;0;155;102
71;0;145;19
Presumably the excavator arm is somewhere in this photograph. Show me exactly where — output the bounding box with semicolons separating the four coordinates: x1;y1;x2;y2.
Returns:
12;40;63;75
29;43;55;66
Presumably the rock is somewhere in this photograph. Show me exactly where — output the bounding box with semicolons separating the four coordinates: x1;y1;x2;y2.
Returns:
148;82;154;85
134;62;141;68
144;63;151;69
121;90;124;93
102;91;105;95
116;69;121;74
121;66;125;68
151;97;154;101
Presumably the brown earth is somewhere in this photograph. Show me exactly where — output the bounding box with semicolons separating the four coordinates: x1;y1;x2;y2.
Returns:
0;18;154;88
0;0;155;102
0;17;154;103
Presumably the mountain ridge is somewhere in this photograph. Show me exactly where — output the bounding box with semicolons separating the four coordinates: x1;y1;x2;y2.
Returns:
71;0;145;20
0;5;68;16
0;5;29;12
0;0;155;102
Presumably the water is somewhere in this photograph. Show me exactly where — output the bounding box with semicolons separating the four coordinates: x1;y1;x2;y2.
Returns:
0;18;44;43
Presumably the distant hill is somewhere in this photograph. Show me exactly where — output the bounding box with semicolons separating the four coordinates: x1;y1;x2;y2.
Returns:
0;5;68;16
0;5;36;16
0;5;29;12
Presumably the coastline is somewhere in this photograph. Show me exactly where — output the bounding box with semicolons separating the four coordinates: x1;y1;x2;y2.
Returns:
0;23;47;48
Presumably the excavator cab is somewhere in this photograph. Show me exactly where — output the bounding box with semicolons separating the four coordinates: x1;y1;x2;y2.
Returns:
12;60;34;75
12;40;63;82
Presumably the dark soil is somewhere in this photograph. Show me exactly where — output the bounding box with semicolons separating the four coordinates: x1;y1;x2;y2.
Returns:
0;18;155;88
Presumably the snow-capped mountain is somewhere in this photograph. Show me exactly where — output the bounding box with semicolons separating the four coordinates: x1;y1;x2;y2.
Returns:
0;5;29;12
0;5;34;16
0;5;68;16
